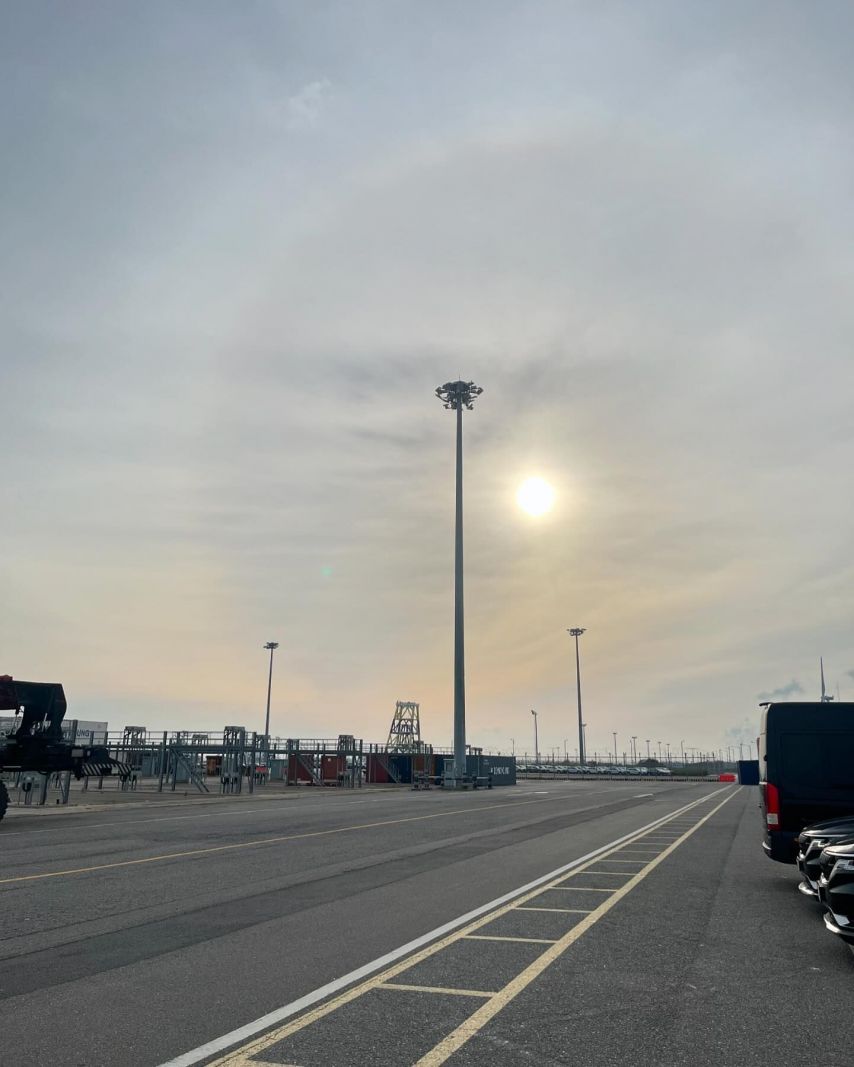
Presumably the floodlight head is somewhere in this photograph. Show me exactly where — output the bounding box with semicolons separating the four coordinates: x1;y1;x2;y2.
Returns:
435;380;483;410
263;641;279;651
530;708;536;717
568;627;586;638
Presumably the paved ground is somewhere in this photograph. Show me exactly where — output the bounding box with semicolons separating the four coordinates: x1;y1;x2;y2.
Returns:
1;780;850;1066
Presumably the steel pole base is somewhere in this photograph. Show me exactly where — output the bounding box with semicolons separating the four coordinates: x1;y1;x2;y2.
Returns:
443;773;473;790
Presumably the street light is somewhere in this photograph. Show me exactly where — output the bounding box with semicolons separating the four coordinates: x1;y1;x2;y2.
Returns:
531;709;539;763
631;735;638;762
262;641;279;742
612;731;617;762
568;627;586;764
645;739;651;760
563;737;569;761
680;739;685;766
510;737;515;756
436;379;483;786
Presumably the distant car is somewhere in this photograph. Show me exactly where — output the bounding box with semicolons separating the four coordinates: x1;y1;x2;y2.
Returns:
796;817;854;898
817;840;854;944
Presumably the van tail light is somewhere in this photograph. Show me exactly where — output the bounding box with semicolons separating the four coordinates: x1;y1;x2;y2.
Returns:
765;782;780;827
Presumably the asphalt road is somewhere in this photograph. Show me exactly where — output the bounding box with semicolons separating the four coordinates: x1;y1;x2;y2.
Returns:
1;780;850;1066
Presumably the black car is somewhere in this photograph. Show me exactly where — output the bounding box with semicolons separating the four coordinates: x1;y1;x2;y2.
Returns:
817;841;854;944
796;817;854;898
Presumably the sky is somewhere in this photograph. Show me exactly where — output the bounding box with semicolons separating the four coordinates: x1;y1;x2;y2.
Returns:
3;1;854;759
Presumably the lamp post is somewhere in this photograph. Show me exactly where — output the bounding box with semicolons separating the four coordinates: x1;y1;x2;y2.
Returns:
680;739;685;766
510;737;515;756
563;737;569;761
262;641;279;743
531;709;539;763
645;739;651;760
568;628;586;764
631;736;637;762
436;379;483;785
612;731;617;762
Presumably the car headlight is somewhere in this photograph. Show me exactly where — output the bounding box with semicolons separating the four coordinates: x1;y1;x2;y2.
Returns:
832;858;854;873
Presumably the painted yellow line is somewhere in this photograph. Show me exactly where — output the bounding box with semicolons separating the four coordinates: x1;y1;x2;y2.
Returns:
464;935;558;944
202;789;731;1067
549;885;613;892
379;983;493;998
0;791;619;886
594;859;645;864
514;906;591;914
412;788;740;1066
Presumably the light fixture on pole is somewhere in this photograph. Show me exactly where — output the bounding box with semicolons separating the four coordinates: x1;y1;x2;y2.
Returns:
531;709;539;763
631;736;638;763
567;628;586;764
262;641;279;742
645;739;651;760
612;731;617;763
436;379;483;787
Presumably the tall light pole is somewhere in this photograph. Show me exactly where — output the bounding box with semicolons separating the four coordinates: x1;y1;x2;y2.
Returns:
612;731;617;762
631;736;638;762
263;641;279;742
680;739;685;766
645;739;651;760
436;379;483;785
531;709;539;763
568;628;586;764
563;737;569;761
510;737;515;756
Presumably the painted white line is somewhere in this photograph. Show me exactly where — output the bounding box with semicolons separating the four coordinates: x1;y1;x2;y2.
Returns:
633;793;654;798
155;787;729;1067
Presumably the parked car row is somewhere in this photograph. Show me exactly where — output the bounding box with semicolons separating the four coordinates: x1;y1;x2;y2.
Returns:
518;763;672;776
795;817;854;946
759;699;854;949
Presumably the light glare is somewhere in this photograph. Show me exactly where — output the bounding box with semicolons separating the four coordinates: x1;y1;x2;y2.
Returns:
516;477;555;517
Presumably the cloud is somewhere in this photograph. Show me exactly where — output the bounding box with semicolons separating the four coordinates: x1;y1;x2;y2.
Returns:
286;78;333;129
757;680;804;701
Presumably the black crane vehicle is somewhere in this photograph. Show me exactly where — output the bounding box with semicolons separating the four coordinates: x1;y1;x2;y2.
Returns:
758;701;854;863
796;816;854;898
0;675;126;822
817;840;854;945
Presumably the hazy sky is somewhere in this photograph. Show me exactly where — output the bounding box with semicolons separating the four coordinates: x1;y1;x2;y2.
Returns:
3;1;854;758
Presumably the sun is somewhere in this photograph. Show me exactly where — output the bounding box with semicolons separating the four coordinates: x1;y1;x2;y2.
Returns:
516;477;556;517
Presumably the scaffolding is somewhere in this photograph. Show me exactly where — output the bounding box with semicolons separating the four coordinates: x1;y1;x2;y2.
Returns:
386;701;422;753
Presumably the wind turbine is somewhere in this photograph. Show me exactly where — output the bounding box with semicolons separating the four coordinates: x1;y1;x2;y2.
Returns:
820;657;834;703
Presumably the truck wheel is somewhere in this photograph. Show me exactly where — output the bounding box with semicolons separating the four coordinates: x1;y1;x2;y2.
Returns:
0;780;8;823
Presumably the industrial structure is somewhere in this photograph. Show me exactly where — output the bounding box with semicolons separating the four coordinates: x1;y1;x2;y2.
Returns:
0;691;516;814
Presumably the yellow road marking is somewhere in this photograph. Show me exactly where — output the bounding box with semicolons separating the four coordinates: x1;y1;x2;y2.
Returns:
464;935;558;944
514;906;591;914
0;791;627;886
549;885;613;892
578;869;633;876
412;789;739;1066
202;788;731;1067
379;983;493;998
594;859;645;864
